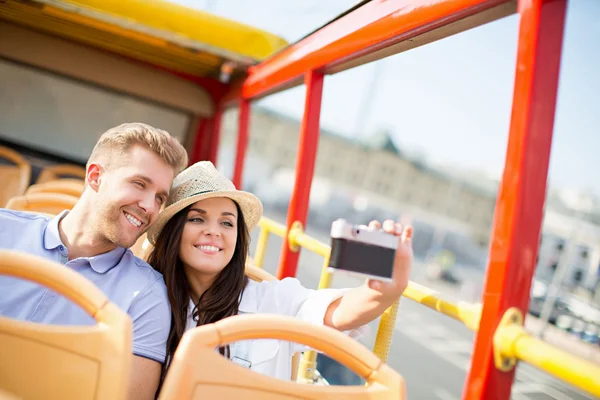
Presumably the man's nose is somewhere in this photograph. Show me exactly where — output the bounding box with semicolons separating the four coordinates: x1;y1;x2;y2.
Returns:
138;194;157;221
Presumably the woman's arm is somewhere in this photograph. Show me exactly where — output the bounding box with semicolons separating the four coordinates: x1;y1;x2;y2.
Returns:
323;220;413;332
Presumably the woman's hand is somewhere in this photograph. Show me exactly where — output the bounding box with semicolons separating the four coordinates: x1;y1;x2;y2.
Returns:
324;220;414;332
365;220;413;298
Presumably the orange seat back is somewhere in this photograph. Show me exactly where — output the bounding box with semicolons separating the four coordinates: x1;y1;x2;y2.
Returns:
130;233;152;261
5;192;78;215
26;179;85;198
159;314;405;400
245;263;277;282
36;164;86;184
0;146;31;208
0;250;132;400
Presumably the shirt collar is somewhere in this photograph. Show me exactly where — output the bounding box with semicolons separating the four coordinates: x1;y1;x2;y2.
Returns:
43;210;68;250
43;210;127;274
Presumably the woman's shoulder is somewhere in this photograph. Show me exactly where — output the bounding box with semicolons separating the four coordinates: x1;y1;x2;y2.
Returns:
244;276;304;292
242;277;310;307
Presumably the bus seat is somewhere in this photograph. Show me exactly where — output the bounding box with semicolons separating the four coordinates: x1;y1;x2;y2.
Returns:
0;146;31;208
26;179;85;198
5;192;78;215
159;314;405;400
0;388;20;400
36;164;86;184
0;250;132;400
245;263;277;282
131;233;152;261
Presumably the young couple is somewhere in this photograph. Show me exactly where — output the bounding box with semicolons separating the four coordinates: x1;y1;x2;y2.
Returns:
0;123;413;399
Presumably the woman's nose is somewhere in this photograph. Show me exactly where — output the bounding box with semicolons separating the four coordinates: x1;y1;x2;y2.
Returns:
202;223;221;236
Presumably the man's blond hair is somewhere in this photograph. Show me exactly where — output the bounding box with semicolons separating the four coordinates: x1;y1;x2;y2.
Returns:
88;122;188;174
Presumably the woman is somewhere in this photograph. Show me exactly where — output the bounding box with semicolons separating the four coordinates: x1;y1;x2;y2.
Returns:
147;161;413;383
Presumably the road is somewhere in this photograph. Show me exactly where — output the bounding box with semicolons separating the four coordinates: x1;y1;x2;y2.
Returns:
251;213;596;400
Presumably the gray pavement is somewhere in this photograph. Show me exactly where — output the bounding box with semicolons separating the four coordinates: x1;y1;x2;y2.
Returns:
251;213;597;400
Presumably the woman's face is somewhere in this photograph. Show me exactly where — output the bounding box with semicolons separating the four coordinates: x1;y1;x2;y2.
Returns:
179;197;238;279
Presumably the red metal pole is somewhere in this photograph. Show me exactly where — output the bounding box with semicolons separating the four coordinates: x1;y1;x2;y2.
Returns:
276;70;324;279
208;107;223;166
190;118;208;165
232;99;250;188
462;1;567;399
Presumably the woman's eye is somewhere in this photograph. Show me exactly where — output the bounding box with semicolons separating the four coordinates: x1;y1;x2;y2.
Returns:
134;181;145;188
222;221;234;228
188;218;204;223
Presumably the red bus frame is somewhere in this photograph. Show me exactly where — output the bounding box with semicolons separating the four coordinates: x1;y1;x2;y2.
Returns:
208;0;567;398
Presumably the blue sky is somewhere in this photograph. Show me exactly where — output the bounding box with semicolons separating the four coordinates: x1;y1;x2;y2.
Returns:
175;0;599;196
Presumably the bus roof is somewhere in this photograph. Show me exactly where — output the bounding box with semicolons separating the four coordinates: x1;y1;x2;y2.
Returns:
0;0;289;78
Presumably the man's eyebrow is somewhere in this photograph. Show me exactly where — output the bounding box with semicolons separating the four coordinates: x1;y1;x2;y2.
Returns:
132;174;153;184
132;174;169;197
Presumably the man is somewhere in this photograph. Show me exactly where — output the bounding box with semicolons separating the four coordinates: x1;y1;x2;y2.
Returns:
0;123;188;400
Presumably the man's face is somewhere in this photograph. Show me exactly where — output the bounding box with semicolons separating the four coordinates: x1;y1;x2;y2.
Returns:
94;145;175;249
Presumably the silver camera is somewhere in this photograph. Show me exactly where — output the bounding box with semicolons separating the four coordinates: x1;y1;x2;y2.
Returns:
328;219;398;282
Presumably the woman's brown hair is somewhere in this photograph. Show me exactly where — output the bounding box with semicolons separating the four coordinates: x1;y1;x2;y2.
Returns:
147;201;250;386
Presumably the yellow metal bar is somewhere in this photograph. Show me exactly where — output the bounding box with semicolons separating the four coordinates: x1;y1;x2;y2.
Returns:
252;227;270;269
296;350;319;384
317;254;333;290
291;230;331;258
372;299;399;362
258;217;287;238
403;281;482;331
495;320;600;397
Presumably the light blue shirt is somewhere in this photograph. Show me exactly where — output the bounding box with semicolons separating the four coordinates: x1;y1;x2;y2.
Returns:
0;209;170;363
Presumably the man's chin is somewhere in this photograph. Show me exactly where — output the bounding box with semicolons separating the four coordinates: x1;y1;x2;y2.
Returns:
117;236;142;250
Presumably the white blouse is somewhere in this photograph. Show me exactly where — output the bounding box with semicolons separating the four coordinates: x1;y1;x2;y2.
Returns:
185;277;366;381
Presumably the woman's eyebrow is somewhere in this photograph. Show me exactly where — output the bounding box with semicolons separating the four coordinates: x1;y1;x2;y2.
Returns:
188;208;236;218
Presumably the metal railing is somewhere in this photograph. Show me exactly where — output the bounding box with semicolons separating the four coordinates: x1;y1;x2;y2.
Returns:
254;216;600;397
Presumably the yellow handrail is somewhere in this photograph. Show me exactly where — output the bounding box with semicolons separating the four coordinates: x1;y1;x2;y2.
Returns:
254;216;600;396
403;281;482;332
494;308;600;397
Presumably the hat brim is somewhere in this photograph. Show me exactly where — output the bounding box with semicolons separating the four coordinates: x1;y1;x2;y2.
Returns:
147;190;263;245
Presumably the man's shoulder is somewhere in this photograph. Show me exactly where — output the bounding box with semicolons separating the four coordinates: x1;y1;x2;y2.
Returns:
118;250;167;297
0;209;50;242
0;209;51;226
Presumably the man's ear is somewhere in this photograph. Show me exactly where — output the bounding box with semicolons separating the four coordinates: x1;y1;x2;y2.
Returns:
86;163;103;192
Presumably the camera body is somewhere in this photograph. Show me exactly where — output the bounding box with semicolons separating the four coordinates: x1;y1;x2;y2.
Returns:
328;219;397;282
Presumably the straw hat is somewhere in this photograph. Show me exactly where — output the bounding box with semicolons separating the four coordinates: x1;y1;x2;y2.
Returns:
147;161;263;245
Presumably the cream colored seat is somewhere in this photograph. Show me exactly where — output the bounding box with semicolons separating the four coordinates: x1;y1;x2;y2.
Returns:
0;146;31;208
26;179;85;198
0;388;20;400
245;263;277;282
5;192;78;215
159;314;405;399
131;233;153;260
36;163;86;184
0;250;132;400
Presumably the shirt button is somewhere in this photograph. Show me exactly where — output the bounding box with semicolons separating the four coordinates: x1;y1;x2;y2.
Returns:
59;245;65;251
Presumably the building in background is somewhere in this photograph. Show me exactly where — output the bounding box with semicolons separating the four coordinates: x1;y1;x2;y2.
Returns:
217;106;600;288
